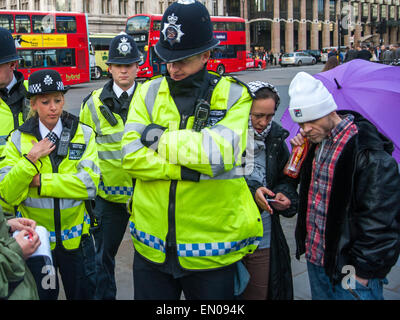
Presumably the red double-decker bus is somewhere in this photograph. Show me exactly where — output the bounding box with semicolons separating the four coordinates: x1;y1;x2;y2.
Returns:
125;14;246;79
0;10;90;85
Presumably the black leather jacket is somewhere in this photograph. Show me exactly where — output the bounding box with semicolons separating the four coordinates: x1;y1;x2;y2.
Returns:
295;110;400;285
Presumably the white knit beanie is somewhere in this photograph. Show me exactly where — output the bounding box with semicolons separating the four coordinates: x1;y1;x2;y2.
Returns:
288;72;337;123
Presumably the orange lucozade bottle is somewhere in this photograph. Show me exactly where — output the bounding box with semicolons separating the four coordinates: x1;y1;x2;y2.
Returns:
283;137;309;178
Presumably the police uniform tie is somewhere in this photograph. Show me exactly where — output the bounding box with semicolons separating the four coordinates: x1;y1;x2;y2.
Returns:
45;131;58;144
120;91;129;108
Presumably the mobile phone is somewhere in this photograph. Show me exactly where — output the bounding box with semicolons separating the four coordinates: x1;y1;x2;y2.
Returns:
267;198;277;203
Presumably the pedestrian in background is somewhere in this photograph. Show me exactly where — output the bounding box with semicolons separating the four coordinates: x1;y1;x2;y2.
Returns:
121;0;262;300
0;70;100;300
357;45;372;61
242;81;298;300
0;27;30;216
0;206;39;300
288;72;400;300
322;56;339;72
344;46;358;62
80;33;142;300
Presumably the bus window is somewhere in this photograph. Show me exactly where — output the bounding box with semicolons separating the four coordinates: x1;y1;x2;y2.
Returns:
126;15;150;33
58;49;75;66
34;51;45;67
56;16;77;33
18;48;76;68
153;20;161;31
0;14;14;32
44;49;57;66
32;15;55;33
213;22;225;31
19;50;33;67
16;15;31;33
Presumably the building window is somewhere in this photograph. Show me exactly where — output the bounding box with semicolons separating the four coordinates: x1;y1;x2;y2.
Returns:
159;1;164;13
120;0;128;15
102;0;112;14
212;0;218;16
10;0;17;10
83;0;90;13
34;0;40;10
20;0;29;10
135;1;144;14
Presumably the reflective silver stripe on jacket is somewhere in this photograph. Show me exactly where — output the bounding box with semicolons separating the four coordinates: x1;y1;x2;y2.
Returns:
95;131;124;144
85;96;102;135
80;124;94;146
75;159;100;199
202;124;242;177
98;150;122;160
227;81;243;111
124;122;146;135
122;139;144;158
23;197;83;210
0;166;12;182
0;135;8;146
11;130;22;154
144;77;163;122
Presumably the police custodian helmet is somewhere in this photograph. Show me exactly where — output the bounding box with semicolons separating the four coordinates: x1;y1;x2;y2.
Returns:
106;33;142;65
155;0;220;63
0;27;20;65
27;70;69;98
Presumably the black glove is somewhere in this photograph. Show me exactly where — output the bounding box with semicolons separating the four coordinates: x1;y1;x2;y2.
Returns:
140;123;167;152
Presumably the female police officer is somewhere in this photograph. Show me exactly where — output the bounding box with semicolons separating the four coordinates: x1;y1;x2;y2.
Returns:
0;70;100;300
122;0;262;300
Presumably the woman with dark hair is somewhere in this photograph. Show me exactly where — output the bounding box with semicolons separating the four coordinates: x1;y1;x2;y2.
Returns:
322;56;339;72
241;81;298;300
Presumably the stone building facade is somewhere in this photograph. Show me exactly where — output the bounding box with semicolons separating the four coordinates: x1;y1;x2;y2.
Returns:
0;0;224;33
226;0;400;54
1;1;398;52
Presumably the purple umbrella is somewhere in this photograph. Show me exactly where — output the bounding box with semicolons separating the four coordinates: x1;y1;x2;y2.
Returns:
280;59;400;162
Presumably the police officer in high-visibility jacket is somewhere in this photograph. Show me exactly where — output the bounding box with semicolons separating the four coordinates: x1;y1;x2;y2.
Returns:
79;33;141;300
0;70;100;300
0;28;30;215
121;0;263;300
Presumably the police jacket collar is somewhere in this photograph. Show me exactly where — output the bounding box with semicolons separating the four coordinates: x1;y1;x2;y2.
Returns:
166;66;208;97
19;111;79;141
3;71;26;104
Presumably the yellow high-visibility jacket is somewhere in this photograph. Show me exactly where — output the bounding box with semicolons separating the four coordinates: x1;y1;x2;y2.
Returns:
121;73;262;270
0;73;29;214
79;81;141;204
0;112;100;250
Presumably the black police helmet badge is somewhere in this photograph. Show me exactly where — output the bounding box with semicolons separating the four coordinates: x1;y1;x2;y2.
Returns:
107;34;141;65
155;0;219;63
117;37;132;56
161;13;184;46
27;69;69;98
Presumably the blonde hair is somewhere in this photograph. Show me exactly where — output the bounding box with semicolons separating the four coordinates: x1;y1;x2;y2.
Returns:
26;93;64;120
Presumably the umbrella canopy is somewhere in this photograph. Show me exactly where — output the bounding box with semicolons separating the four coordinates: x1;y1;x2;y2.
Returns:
280;59;400;162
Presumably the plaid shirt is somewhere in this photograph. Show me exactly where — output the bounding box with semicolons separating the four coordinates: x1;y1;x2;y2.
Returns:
305;115;358;266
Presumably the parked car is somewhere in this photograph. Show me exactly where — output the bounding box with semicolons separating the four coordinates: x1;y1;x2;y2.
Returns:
280;52;316;67
321;46;347;63
246;51;267;69
297;49;322;63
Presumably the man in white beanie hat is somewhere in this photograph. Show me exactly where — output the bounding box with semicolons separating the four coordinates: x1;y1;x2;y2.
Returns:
288;72;342;144
288;72;400;300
